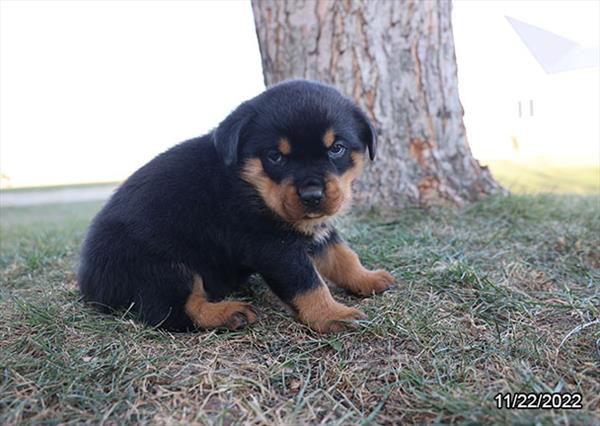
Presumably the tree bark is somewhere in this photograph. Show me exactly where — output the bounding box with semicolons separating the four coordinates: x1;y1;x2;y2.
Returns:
251;0;502;208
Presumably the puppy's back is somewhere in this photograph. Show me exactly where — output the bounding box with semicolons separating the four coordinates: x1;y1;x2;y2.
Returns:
77;134;224;322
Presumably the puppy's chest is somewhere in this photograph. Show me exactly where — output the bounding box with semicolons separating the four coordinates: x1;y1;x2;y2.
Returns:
309;223;333;245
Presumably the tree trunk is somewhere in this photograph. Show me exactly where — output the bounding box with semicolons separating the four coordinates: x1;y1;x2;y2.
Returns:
251;0;501;208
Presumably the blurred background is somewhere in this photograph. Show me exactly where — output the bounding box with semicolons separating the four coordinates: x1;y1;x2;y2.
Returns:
0;0;598;199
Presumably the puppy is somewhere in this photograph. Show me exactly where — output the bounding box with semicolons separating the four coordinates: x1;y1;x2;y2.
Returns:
78;80;394;333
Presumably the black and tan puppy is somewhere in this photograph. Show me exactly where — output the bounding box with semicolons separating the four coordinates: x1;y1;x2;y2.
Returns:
78;80;394;333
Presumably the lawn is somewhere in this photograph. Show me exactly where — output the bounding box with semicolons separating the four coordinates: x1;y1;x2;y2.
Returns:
483;159;599;195
1;195;599;424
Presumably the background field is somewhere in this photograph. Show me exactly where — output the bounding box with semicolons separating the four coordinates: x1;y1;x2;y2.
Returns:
1;191;598;424
483;159;600;195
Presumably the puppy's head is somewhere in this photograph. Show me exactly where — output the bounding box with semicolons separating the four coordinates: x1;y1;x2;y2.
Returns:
214;80;376;231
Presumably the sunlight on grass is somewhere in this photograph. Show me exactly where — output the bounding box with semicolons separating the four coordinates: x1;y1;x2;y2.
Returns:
483;158;599;194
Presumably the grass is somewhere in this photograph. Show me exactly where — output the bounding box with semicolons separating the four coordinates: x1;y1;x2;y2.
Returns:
0;181;120;193
1;195;599;424
483;159;599;195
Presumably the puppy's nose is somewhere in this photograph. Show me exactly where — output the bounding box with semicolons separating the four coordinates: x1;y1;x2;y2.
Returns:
298;185;324;207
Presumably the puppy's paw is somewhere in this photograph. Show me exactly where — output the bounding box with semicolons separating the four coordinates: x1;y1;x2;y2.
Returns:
309;305;367;334
294;285;367;334
188;299;258;331
220;302;258;330
352;270;395;297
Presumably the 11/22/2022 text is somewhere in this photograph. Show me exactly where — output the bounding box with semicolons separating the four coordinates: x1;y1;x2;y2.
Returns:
494;393;582;409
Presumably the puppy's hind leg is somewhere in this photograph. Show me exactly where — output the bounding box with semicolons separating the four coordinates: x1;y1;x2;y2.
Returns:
184;276;258;331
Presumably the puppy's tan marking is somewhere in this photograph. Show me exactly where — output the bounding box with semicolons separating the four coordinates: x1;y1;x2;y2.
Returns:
241;158;288;218
241;159;329;235
184;275;257;330
322;128;336;148
322;152;365;214
278;138;291;155
314;243;394;296
293;283;366;333
342;152;365;194
240;153;365;237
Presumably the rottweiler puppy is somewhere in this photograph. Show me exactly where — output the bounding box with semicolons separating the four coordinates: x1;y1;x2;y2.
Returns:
78;80;394;333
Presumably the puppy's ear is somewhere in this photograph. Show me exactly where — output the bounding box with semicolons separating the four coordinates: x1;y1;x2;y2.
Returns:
214;104;254;167
354;108;377;161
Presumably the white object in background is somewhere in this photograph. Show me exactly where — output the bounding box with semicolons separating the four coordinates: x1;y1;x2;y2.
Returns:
505;15;600;74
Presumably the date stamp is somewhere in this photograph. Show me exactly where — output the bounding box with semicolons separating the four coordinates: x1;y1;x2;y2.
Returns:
494;392;582;409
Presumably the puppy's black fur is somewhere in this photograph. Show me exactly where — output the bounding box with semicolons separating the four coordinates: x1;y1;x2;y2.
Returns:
79;80;392;333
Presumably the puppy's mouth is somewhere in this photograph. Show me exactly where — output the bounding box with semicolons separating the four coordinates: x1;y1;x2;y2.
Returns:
282;201;331;221
303;212;326;219
282;179;346;224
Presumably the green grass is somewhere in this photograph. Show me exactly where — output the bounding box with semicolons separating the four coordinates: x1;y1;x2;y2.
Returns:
484;159;599;195
1;196;599;424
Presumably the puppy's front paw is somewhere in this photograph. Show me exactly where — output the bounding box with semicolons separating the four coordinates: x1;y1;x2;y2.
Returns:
294;284;368;333
352;270;395;297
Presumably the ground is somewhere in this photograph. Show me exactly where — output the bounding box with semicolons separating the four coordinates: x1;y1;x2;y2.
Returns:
1;191;598;424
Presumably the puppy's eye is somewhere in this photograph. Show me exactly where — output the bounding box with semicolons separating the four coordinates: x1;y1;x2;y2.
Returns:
267;150;284;164
328;142;347;159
